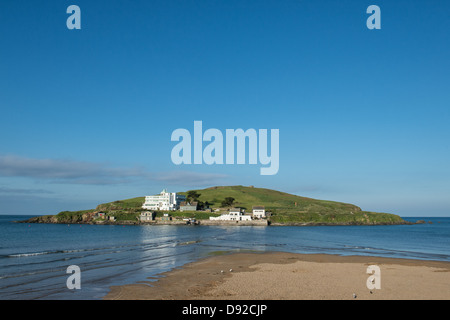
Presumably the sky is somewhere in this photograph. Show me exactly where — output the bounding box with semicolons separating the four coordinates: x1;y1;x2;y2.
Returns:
0;0;449;217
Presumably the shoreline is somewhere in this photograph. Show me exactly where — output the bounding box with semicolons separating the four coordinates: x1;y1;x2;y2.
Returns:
17;216;418;227
103;251;450;300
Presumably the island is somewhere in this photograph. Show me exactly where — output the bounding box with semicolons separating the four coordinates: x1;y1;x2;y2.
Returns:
21;185;412;226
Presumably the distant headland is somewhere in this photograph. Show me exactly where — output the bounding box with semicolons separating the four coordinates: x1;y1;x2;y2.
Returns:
20;185;414;226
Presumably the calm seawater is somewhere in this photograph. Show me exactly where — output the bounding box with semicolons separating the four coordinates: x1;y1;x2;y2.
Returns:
0;215;449;300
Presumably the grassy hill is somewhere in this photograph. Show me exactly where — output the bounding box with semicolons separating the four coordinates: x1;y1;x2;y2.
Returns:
180;185;359;213
39;185;406;225
178;185;405;225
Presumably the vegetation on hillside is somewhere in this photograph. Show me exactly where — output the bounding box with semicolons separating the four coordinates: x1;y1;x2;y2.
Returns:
179;185;404;224
30;185;405;225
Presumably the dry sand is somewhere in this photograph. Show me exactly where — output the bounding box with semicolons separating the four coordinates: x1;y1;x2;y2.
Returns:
104;252;450;300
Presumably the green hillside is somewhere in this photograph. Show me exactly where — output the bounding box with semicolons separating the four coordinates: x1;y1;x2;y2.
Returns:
178;185;405;225
32;185;405;225
180;185;359;213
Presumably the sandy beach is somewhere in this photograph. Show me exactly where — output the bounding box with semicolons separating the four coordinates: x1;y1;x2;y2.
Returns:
104;251;450;300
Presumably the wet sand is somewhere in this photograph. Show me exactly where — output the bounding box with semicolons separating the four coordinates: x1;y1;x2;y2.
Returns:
104;252;450;300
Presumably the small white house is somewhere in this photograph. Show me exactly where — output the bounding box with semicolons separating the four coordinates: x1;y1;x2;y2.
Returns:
252;206;266;219
210;208;252;221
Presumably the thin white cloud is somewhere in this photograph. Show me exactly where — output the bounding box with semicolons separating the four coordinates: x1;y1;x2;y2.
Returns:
0;186;55;195
0;154;228;186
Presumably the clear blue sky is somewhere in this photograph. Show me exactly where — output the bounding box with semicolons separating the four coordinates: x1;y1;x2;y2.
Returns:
1;0;449;216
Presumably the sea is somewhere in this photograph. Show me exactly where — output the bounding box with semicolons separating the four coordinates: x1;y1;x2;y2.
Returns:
0;215;449;300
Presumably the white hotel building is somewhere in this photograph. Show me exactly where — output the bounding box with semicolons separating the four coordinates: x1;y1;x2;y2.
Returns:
142;189;186;211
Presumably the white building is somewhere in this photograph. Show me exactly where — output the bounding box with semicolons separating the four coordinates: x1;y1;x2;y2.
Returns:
210;208;252;221
252;206;266;219
142;189;186;211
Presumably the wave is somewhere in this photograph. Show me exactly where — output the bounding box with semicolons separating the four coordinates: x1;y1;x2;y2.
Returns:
341;244;450;261
177;240;201;246
6;249;92;258
4;242;167;259
8;251;55;258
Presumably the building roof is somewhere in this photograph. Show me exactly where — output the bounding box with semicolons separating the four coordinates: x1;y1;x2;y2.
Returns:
180;201;198;207
252;206;265;210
